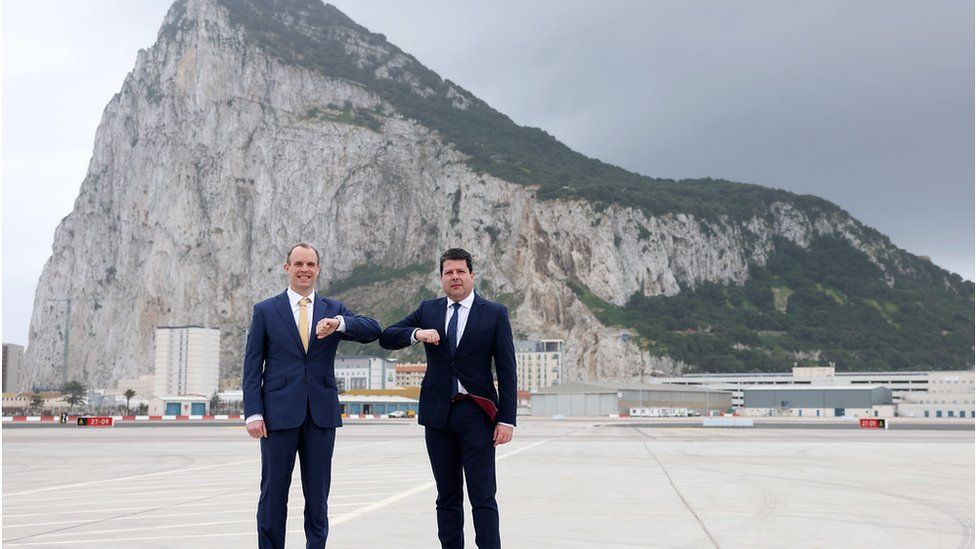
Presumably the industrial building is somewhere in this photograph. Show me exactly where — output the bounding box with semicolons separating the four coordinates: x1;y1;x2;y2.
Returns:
340;388;421;416
153;326;219;397
530;382;733;417
655;365;969;408
741;386;894;418
896;371;975;418
617;383;733;417
340;395;418;416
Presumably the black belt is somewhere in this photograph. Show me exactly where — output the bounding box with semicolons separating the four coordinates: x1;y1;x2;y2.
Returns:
450;393;471;404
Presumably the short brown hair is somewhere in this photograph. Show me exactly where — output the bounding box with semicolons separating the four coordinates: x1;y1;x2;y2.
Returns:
287;243;320;264
440;248;473;274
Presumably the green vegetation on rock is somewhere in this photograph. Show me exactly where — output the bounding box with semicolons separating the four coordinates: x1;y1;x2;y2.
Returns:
570;236;974;373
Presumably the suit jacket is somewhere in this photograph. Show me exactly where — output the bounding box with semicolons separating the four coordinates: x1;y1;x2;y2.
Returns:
380;293;517;429
242;290;380;431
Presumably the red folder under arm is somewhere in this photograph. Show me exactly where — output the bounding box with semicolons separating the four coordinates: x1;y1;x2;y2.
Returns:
468;394;498;423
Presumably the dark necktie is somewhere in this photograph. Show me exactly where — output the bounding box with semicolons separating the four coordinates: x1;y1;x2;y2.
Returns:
447;302;461;397
447;302;461;355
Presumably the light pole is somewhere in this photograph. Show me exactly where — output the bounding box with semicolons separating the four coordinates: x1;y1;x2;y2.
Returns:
639;365;645;415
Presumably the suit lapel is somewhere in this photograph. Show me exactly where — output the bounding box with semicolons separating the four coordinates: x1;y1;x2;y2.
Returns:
273;291;305;355
309;294;329;351
455;293;484;359
431;297;448;357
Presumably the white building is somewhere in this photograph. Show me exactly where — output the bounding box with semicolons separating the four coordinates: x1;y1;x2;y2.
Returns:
3;343;24;393
656;366;948;408
896;371;975;419
334;356;396;391
116;374;157;399
153;326;219;397
515;339;562;392
149;395;210;416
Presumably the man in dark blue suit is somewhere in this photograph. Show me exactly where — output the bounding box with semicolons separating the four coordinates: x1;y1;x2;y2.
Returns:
381;248;517;549
242;243;381;549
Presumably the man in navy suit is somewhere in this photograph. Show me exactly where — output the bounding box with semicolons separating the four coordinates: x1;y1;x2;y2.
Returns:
381;248;517;549
242;243;381;549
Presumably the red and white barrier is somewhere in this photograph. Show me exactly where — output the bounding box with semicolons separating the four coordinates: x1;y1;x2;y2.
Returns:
2;415;244;423
1;414;416;422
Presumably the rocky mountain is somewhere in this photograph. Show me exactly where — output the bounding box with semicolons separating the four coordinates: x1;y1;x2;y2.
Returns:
22;0;973;390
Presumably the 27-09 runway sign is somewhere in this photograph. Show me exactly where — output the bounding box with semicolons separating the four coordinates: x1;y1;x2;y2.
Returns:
76;416;114;427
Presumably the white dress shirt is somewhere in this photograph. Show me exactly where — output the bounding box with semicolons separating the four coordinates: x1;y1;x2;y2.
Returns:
245;288;346;426
412;291;513;428
445;292;475;395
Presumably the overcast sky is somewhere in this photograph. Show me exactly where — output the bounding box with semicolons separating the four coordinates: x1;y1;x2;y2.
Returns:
3;0;973;346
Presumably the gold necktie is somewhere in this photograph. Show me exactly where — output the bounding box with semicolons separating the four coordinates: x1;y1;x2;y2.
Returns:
299;297;311;352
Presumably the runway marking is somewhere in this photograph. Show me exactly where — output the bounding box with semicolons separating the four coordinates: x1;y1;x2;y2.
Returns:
3;459;259;498
644;442;721;549
4;481;428;511
1;528;303;546
331;438;553;526
4;437;552;545
4;440;395;500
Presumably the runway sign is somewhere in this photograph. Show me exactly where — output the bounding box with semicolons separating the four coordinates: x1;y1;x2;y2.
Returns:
77;416;114;427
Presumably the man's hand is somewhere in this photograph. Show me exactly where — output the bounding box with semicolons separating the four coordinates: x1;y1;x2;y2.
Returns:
316;317;341;339
246;419;267;439
415;329;440;345
493;424;513;447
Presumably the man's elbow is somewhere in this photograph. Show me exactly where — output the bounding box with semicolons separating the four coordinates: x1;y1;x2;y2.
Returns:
378;330;401;350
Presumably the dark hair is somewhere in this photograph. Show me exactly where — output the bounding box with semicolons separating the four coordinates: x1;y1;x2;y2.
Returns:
287;243;320;265
439;248;473;274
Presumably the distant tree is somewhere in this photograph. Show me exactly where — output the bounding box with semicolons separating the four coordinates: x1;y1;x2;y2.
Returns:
61;380;87;412
124;388;136;414
29;394;44;413
210;391;221;415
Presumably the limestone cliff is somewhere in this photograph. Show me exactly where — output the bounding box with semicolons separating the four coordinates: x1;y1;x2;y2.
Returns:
22;0;971;389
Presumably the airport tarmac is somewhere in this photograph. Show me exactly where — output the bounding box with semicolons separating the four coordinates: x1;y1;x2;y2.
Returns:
3;418;973;548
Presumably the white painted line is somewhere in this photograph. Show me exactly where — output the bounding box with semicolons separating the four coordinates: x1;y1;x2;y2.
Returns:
330;481;436;526
11;518;256;538
7;512;314;538
496;438;553;461
5;479;254;496
4;459;259;497
2;528;303;546
3;519;89;528
331;438;553;527
3;492;251;511
2;500;358;519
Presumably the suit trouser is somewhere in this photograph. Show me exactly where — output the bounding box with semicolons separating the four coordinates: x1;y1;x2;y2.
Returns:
258;413;336;549
425;398;500;549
